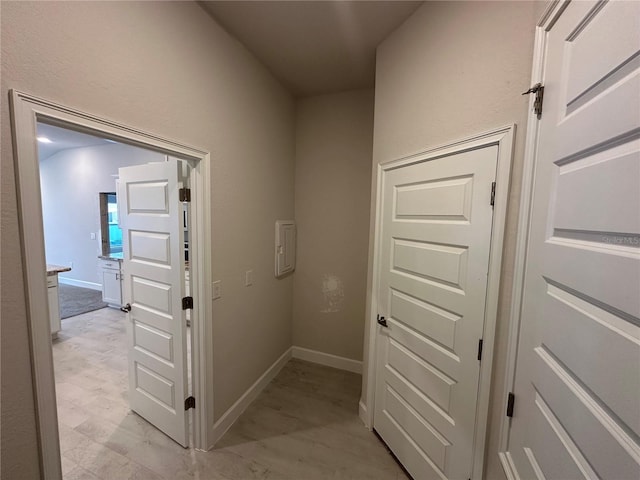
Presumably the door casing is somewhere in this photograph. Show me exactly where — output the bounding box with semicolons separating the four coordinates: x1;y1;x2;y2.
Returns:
9;90;214;479
360;125;515;479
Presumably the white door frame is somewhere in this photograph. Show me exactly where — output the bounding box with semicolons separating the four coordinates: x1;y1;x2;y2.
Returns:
497;3;564;471
9;90;214;479
360;125;515;479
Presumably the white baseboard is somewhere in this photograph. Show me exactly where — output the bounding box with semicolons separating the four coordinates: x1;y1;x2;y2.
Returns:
58;277;101;291
291;346;363;374
212;347;292;445
359;399;372;430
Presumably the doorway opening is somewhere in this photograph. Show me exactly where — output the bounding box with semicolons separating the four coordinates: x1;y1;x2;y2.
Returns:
38;121;196;475
10;90;213;478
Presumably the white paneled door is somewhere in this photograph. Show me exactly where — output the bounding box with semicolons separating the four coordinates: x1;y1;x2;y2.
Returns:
118;160;190;447
374;146;498;479
504;1;640;479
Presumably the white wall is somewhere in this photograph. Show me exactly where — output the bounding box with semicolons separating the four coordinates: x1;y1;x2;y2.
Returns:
1;2;295;476
293;89;374;362
40;143;165;288
365;2;548;479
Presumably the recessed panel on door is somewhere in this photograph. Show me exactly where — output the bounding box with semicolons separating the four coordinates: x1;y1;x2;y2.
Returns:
395;175;473;222
133;322;174;364
130;230;172;265
392;239;467;290
131;276;172;315
127;181;169;214
135;362;176;411
390;289;459;351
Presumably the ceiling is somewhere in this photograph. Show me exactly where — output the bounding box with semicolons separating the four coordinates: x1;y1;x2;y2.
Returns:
200;1;423;97
37;123;115;160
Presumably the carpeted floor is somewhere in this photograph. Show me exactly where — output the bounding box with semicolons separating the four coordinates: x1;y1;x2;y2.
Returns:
58;283;107;319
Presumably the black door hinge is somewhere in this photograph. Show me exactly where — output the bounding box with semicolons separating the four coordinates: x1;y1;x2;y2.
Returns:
182;296;193;310
179;188;191;202
522;83;544;117
506;392;515;418
184;396;195;410
490;182;496;207
477;339;484;361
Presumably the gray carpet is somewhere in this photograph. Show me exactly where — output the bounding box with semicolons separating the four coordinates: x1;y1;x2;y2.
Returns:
58;283;107;319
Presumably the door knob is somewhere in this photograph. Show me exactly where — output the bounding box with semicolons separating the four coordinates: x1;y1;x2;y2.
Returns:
377;315;388;328
120;303;132;313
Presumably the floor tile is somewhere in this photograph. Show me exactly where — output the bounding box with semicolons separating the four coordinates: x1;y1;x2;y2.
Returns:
54;308;408;479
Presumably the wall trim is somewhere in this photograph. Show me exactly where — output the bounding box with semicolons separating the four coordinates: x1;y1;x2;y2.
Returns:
212;347;292;444
58;277;101;291
9;90;213;478
497;0;567;454
358;400;370;430
291;346;363;374
360;124;516;480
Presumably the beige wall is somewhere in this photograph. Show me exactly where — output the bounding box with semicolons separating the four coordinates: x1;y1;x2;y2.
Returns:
364;1;548;478
293;90;374;361
1;2;294;477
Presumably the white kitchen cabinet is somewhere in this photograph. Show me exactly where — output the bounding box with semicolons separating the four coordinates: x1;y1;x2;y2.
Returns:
99;258;123;307
47;274;61;338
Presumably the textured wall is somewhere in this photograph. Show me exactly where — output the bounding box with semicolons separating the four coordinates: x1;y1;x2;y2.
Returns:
1;2;294;477
364;2;547;478
40;143;164;286
293;89;374;361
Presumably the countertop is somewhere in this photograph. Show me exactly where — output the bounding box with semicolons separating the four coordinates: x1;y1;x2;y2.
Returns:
47;264;72;276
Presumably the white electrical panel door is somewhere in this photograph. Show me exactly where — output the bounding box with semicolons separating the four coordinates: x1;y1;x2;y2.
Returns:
275;220;296;277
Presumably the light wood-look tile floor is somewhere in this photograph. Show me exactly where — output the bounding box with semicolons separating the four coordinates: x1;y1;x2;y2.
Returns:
53;307;408;480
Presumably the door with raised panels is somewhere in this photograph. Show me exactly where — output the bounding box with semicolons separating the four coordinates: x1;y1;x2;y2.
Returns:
118;159;189;447
504;1;640;478
374;146;498;479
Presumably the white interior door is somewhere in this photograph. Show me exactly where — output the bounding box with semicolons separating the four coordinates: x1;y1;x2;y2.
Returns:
118;159;190;447
374;146;498;479
505;1;640;478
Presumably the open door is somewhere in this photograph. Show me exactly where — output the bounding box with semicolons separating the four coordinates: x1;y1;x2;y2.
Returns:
118;159;190;447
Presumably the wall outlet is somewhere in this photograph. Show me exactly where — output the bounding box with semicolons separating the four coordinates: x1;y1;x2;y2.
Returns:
90;232;96;240
212;280;222;300
245;270;253;287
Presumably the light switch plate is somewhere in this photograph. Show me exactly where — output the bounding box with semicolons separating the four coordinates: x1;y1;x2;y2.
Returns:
245;270;253;286
212;280;222;300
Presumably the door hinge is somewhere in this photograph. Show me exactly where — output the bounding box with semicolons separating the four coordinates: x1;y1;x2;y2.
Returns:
182;296;193;310
184;396;195;410
179;188;191;202
506;392;515;418
522;83;544;117
477;339;484;361
490;182;496;207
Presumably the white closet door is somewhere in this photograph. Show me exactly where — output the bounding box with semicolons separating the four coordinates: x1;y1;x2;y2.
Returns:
506;1;640;478
374;146;498;479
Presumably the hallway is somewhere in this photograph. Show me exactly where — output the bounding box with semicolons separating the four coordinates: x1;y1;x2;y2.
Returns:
53;309;407;479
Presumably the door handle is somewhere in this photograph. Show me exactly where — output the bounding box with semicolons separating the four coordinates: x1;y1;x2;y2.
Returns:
120;303;132;313
377;315;388;328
